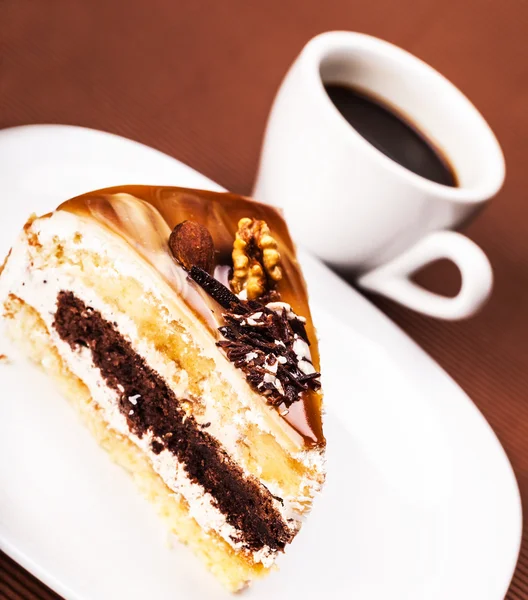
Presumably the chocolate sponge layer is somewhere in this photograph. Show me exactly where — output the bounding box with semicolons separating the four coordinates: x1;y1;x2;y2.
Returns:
53;290;293;554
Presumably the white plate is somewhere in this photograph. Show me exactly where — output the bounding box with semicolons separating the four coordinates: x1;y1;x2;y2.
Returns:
0;125;521;600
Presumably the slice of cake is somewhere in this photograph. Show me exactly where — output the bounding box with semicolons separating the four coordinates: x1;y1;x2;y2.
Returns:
0;185;325;591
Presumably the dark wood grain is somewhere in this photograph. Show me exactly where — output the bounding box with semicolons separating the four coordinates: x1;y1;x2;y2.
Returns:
1;0;527;598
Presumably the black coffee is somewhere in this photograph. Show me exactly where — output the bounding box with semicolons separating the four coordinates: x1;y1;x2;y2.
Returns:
324;83;457;187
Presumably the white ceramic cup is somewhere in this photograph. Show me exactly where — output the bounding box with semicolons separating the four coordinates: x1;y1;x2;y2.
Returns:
253;32;505;320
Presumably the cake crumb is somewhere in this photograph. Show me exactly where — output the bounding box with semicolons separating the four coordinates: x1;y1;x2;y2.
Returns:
0;354;9;364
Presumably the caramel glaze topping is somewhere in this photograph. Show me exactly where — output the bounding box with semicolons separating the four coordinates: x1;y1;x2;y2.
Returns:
58;185;325;448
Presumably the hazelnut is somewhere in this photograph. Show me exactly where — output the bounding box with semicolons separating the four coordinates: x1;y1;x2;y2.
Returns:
169;220;215;274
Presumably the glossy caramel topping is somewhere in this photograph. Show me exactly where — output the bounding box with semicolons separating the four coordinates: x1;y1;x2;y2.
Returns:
59;185;324;447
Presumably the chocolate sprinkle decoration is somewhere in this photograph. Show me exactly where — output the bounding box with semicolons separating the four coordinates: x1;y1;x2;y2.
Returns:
217;306;320;408
188;267;320;408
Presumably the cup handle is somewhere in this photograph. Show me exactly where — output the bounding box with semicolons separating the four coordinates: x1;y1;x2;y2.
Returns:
356;231;493;320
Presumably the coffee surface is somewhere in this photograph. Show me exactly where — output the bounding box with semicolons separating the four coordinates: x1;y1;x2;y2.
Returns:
325;84;457;187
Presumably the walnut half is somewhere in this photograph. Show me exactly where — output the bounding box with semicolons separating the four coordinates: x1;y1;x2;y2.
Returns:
230;217;282;300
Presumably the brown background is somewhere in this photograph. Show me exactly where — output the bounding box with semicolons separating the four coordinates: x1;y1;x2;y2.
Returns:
1;0;527;598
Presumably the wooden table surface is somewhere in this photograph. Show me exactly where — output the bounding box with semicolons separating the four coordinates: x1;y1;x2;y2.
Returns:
1;1;527;598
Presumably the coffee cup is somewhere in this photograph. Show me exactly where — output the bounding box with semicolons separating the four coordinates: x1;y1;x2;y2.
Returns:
253;32;505;320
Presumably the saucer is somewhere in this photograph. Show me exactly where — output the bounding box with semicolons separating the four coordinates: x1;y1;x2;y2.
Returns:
0;125;521;600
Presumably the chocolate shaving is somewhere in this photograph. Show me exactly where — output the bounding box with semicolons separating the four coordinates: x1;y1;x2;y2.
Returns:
190;266;241;309
297;372;321;383
289;316;309;344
